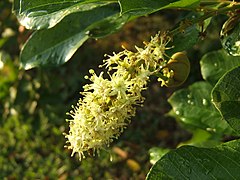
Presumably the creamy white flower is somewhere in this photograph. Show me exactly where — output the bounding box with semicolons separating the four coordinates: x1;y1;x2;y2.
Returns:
65;32;170;160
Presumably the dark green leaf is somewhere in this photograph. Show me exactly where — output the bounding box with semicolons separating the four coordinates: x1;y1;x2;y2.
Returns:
212;67;240;134
168;81;232;134
200;49;240;85
20;5;129;69
119;0;200;16
147;139;240;180
166;12;201;55
13;0;117;29
168;24;199;55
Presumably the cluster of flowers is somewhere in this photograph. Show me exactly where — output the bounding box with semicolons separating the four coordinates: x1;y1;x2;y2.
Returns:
64;33;171;160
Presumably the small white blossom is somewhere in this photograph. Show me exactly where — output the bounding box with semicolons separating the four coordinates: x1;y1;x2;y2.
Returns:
64;32;171;160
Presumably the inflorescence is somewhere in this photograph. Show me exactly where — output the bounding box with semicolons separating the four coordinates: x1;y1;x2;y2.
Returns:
64;32;171;160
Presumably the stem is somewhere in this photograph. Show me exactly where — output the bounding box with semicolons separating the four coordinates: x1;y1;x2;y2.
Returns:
154;72;168;81
169;2;240;36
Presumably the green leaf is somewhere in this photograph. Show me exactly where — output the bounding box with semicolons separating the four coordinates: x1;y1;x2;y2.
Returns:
166;12;201;55
167;24;199;55
0;38;8;49
149;147;170;165
168;81;232;134
179;129;218;148
13;0;117;29
201;49;240;85
221;19;240;56
147;139;240;179
212;67;240;134
20;5;129;69
119;0;200;16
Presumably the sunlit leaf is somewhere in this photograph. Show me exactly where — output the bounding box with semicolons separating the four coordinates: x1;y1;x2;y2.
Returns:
149;147;169;165
221;20;240;56
20;4;129;69
13;0;117;29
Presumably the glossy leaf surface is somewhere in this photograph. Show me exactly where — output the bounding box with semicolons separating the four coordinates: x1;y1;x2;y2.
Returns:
221;19;240;56
168;82;232;134
147;139;240;179
201;49;240;85
13;0;116;29
20;5;128;69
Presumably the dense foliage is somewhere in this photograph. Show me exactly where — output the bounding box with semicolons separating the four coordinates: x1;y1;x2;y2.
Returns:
1;0;240;179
